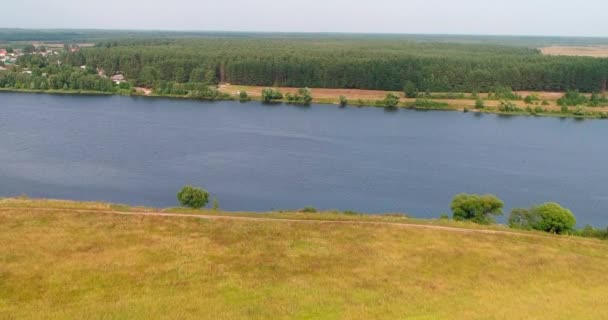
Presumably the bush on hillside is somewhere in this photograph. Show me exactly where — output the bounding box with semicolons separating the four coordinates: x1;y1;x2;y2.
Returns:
508;202;576;234
177;185;210;209
451;193;504;224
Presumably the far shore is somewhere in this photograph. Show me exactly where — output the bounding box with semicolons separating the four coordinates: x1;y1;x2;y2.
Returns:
2;86;607;120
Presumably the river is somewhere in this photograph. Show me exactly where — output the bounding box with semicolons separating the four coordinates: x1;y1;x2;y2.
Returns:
1;92;606;226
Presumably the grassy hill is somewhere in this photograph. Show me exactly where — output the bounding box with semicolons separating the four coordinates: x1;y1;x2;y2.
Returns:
1;198;607;319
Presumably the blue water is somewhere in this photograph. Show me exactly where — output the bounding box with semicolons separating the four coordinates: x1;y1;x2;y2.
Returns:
1;92;607;226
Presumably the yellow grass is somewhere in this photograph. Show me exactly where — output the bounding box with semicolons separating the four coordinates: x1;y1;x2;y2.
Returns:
1;199;608;319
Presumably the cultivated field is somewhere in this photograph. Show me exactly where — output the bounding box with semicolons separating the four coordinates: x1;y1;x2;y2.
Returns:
1;199;608;319
540;46;608;58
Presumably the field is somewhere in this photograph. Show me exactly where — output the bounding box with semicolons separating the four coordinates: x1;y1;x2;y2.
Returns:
1;199;608;319
219;84;608;114
541;46;608;58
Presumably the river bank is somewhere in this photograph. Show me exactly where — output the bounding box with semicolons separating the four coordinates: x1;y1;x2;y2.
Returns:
2;86;607;120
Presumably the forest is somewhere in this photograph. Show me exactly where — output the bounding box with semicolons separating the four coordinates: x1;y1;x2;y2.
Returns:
65;37;608;93
2;34;608;97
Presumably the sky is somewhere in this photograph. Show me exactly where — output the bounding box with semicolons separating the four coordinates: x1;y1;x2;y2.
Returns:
2;0;608;37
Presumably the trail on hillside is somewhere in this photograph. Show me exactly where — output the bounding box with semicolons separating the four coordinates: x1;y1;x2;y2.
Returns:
0;206;591;242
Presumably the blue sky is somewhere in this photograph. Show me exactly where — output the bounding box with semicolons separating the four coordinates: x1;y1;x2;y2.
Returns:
3;0;607;37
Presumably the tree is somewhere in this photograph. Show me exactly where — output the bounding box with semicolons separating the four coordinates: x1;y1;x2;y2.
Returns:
298;87;313;104
261;88;283;103
508;208;537;229
383;92;400;108
177;185;210;209
238;91;249;102
530;203;576;234
404;81;419;98
189;68;206;83
451;193;504;224
23;44;36;54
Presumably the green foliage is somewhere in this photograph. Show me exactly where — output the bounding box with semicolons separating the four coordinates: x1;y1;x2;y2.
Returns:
509;203;576;235
534;106;544;113
450;193;504;224
561;105;569;114
212;198;220;210
524;94;539;104
261;88;283;103
339;95;348;107
531;203;577;234
301;206;317;213
413;99;449;109
489;86;521;100
177;185;210;209
286;88;313;105
383;92;400;108
498;100;520;112
475;98;485;109
238;90;250;102
403;81;419;98
572;106;587;116
557;90;588;107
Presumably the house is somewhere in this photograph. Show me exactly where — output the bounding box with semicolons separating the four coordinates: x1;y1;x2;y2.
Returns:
111;74;125;84
0;49;7;57
0;66;7;71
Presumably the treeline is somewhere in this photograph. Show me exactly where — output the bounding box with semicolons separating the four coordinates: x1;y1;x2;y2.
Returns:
65;37;608;92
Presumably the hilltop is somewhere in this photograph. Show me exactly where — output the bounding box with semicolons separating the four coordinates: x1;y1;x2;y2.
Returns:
1;198;607;319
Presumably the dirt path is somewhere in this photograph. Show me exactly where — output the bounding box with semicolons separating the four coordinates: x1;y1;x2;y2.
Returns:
0;206;590;242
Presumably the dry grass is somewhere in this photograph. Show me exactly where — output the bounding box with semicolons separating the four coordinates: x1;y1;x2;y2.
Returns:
540;46;608;58
1;199;608;319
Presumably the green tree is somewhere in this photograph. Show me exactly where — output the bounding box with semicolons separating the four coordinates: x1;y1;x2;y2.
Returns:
261;88;283;103
238;91;249;102
177;185;210;209
298;87;313;104
383;92;400;108
451;193;504;224
531;203;576;234
404;81;419;98
189;68;206;83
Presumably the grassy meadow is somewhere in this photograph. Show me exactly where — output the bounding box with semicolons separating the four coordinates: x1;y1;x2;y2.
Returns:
1;199;608;319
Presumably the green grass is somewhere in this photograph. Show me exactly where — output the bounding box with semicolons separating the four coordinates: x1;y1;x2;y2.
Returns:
1;198;608;319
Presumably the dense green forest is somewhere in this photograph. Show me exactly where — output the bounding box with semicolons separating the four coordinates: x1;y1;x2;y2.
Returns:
3;32;608;95
63;37;608;92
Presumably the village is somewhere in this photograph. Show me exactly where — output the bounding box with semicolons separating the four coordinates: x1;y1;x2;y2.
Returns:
0;44;125;85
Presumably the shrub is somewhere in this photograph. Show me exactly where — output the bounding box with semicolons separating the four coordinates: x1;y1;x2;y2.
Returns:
509;203;576;234
261;88;283;103
572;106;587;116
475;98;485;109
212;198;220;210
339;95;348;107
524;94;539;104
301;206;317;213
177;185;210;209
560;105;569;114
463;107;469;113
557;90;588;107
541;100;550;106
534;106;544;113
414;98;448;109
383;92;400;108
451;193;504;224
238;91;249;102
508;208;537;230
498;100;520;112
